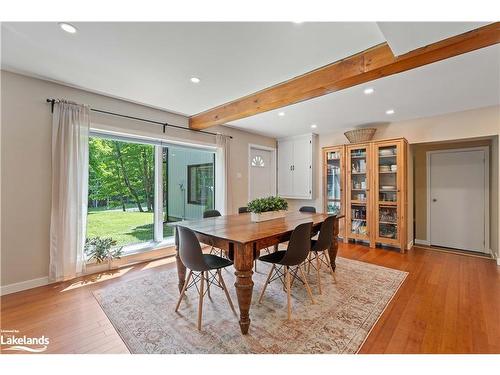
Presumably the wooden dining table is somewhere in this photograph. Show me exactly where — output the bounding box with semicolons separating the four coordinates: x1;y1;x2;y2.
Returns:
168;211;342;334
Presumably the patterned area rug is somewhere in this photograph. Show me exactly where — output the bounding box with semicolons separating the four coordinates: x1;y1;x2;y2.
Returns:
93;257;407;354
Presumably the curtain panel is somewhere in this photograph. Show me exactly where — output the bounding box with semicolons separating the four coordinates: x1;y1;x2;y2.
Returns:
49;100;90;281
215;134;230;215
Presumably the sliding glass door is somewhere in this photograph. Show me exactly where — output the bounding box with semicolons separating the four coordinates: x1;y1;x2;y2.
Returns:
87;133;216;251
162;145;215;239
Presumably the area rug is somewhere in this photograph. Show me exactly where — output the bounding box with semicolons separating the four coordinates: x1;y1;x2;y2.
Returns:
93;257;407;354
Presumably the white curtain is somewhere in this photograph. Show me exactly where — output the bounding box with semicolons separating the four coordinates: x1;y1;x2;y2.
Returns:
49;100;90;281
215;134;230;215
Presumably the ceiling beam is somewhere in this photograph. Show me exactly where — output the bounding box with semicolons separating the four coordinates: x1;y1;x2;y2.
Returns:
189;22;500;130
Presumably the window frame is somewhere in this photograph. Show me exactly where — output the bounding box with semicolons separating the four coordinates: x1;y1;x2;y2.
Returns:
187;162;215;206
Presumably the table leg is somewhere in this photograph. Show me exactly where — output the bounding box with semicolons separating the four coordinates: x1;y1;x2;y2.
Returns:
174;228;186;293
328;218;340;271
234;242;254;334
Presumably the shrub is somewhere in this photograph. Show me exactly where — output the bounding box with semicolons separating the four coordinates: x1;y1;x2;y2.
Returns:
247;196;288;214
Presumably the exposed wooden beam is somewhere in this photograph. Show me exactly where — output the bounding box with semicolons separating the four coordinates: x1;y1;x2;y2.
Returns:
189;22;500;130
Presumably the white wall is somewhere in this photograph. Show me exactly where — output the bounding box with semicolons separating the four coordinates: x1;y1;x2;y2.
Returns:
0;70;276;287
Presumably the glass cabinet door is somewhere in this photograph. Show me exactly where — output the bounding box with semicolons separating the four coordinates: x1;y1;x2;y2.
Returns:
347;145;370;240
325;149;343;215
375;142;400;243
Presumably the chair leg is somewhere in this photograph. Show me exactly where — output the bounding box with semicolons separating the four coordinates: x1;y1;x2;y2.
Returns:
197;271;205;331
217;269;236;314
307;252;312;274
175;270;193;312
285;266;292;321
259;264;275;304
324;250;336;282
316;253;322;294
299;266;315;304
205;271;211;299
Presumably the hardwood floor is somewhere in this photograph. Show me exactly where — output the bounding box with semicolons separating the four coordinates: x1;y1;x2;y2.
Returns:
1;244;499;354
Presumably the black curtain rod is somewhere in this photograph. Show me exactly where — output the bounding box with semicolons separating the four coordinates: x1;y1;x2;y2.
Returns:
45;98;232;139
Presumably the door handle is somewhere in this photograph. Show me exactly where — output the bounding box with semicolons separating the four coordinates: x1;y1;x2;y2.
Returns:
432;198;437;202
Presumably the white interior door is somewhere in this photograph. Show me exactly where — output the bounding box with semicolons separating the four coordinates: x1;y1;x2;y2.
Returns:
429;149;486;252
249;147;275;200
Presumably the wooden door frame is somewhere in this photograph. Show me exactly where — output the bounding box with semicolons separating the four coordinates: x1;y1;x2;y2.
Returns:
248;143;277;202
426;146;490;253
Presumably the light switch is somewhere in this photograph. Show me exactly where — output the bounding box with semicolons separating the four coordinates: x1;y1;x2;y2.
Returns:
236;172;242;179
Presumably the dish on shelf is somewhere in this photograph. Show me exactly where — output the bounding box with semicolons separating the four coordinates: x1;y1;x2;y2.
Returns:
379;165;391;172
381;185;396;190
379;149;395;156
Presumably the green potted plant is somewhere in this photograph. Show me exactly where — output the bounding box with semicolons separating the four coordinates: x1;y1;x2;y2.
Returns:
84;237;122;269
247;196;288;222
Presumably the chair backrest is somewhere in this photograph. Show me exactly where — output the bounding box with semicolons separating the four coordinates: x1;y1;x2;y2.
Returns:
177;226;208;272
203;209;221;218
312;215;336;252
279;222;313;266
299;206;316;213
238;206;249;214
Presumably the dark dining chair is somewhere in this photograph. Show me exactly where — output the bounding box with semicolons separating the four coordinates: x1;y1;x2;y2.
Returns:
203;209;224;257
258;222;315;320
299;206;316;213
306;215;337;294
175;226;235;330
203;209;222;218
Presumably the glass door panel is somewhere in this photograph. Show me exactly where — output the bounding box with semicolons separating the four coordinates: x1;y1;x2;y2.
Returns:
377;144;399;241
347;146;369;239
326;149;342;215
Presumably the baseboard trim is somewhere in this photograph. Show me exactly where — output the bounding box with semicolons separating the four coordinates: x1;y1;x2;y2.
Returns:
407;240;414;250
415;239;430;246
1;276;50;296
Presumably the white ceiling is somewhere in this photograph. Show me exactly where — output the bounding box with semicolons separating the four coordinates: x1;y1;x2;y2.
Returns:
1;22;497;139
228;44;500;138
1;22;385;115
377;22;490;56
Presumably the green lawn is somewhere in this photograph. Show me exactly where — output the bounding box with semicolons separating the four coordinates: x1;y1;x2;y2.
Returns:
87;209;174;247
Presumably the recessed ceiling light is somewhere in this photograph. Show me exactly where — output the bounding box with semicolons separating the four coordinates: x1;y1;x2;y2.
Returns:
311;124;317;129
363;87;375;95
59;22;77;34
385;109;395;115
190;77;201;84
278;112;285;117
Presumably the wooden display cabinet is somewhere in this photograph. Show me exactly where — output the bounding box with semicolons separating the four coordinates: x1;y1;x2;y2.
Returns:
322;146;345;240
322;137;408;252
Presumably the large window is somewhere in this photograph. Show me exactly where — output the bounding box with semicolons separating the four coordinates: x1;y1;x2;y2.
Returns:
87;134;216;250
87;137;155;247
